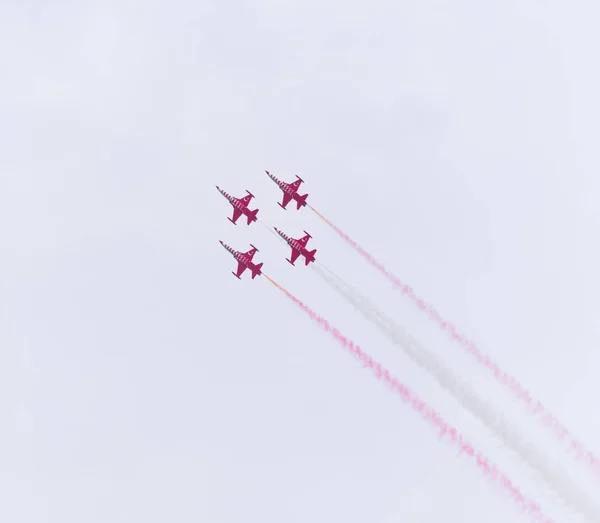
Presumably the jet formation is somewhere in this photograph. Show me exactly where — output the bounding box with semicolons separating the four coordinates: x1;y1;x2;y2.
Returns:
217;171;316;279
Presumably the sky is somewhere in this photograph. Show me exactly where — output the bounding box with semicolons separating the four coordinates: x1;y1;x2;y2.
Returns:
1;1;600;522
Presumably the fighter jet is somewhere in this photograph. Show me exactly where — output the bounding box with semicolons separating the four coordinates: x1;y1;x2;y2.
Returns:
265;170;308;210
219;241;263;279
273;227;317;266
216;185;259;225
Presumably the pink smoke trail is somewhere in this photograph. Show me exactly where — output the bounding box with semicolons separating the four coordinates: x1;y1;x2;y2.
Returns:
310;206;600;480
264;274;554;523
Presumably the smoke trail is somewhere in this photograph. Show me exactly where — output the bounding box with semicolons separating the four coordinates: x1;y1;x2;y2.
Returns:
309;263;600;522
258;219;282;241
263;274;553;523
309;205;600;481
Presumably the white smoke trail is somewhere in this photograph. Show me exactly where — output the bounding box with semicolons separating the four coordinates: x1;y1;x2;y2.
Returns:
258;219;282;240
311;262;600;523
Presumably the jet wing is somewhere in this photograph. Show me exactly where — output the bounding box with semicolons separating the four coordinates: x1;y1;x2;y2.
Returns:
234;261;247;278
290;179;302;191
230;207;242;223
297;234;310;246
240;194;252;205
289;248;301;265
243;247;257;260
280;192;293;209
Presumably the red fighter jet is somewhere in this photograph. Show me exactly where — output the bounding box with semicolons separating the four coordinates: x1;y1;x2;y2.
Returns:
265;170;308;210
219;241;263;279
273;227;317;266
216;185;259;225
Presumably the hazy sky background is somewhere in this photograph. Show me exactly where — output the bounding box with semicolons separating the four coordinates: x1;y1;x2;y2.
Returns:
2;1;600;522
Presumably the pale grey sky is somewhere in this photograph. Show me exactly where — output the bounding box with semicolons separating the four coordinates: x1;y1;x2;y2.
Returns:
2;1;599;522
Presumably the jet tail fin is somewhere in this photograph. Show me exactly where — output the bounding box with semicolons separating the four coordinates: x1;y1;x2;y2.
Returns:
247;208;259;224
296;193;308;209
305;249;317;265
252;262;263;279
